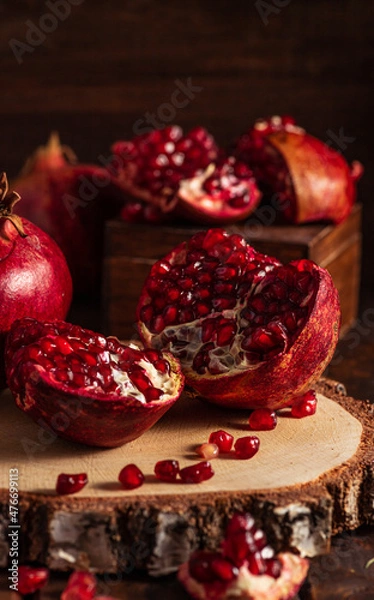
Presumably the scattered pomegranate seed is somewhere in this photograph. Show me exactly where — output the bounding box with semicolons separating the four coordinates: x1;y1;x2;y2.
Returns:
154;459;180;482
18;566;49;595
248;408;277;430
61;571;97;600
180;461;214;483
234;436;260;459
196;442;219;459
118;464;145;489
56;473;88;495
208;430;234;453
291;390;317;418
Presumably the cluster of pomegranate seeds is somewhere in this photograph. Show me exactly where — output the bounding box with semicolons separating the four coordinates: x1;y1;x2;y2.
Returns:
234;436;260;460
248;408;278;431
208;430;234;453
291;390;317;418
113;125;219;198
188;551;239;584
61;571;97;600
8;318;171;403
118;464;145;490
56;472;88;495
154;459;214;484
18;566;49;595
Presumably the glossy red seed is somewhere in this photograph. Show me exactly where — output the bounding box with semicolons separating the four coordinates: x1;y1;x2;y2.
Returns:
118;464;145;489
208;430;234;453
291;392;317;418
56;473;88;495
154;459;180;482
61;571;97;600
18;566;49;595
234;436;260;459
179;461;214;483
210;556;238;581
248;408;277;431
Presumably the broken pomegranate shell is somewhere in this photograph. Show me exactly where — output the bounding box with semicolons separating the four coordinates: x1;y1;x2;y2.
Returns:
137;228;340;410
5;318;184;448
178;512;309;600
111;126;261;225
234;115;363;225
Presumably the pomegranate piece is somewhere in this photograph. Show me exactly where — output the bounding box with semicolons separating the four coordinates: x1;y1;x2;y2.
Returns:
234;115;363;225
12;133;122;295
5;318;184;448
0;173;72;389
208;430;234;453
154;459;180;482
111;126;261;225
118;464;145;489
56;472;88;495
196;443;219;459
137;228;340;410
178;512;309;600
248;408;277;431
234;436;260;460
61;571;97;600
291;390;317;418
179;461;215;483
18;566;49;595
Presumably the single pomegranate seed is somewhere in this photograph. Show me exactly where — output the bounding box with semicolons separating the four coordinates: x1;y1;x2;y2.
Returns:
18;566;49;595
61;571;97;600
248;408;277;430
56;473;88;495
118;464;145;489
196;443;219;459
234;436;260;459
189;551;217;583
208;430;234;453
226;513;255;536
154;459;180;482
179;461;214;483
210;556;238;581
291;390;317;418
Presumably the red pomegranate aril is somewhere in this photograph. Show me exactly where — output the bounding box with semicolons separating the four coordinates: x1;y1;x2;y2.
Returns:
208;430;234;453
180;461;214;483
56;473;88;495
264;557;282;578
210;556;238;582
234;436;260;459
118;464;145;489
196;442;219;459
291;390;317;418
248;408;278;431
248;551;266;575
61;571;97;600
18;566;49;595
154;459;180;482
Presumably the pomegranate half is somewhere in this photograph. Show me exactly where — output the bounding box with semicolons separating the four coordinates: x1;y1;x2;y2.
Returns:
137;228;340;410
5;318;184;447
234;115;363;224
0;173;72;389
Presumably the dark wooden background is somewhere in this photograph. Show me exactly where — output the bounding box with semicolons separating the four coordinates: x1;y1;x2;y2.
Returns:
0;0;373;302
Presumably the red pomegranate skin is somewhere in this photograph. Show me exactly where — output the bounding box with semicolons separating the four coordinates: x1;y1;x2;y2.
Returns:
0;218;72;388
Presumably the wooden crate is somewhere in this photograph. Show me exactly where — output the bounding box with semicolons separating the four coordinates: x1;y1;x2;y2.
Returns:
102;204;362;340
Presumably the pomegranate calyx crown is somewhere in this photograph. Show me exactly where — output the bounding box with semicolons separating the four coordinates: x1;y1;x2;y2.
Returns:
0;172;26;238
20;131;77;177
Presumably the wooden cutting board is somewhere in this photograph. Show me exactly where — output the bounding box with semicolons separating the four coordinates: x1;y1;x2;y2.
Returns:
0;378;373;575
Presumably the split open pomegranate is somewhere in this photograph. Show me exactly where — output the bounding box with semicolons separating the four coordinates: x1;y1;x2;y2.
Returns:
111;126;261;224
137;228;340;410
5;318;184;447
178;512;309;600
234;115;363;224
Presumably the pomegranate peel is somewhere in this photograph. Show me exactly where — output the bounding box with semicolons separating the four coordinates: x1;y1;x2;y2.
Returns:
234;115;363;225
5;318;184;448
137;228;340;410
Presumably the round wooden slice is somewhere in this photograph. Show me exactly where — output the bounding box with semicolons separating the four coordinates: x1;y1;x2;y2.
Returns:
0;378;373;575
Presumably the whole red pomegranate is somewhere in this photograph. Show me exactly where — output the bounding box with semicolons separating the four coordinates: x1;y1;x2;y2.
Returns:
0;173;72;388
112;125;261;225
178;512;309;600
5;317;184;447
137;228;340;410
234;115;363;224
12;133;121;295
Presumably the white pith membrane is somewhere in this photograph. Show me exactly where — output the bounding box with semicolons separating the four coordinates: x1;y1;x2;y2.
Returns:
150;267;317;377
111;356;177;402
